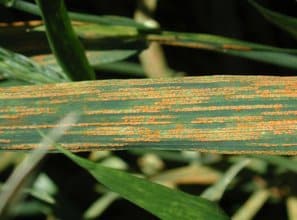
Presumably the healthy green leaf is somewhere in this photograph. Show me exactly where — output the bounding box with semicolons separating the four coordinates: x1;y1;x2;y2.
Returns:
1;76;297;155
249;0;297;40
35;0;95;81
0;47;69;84
56;145;229;220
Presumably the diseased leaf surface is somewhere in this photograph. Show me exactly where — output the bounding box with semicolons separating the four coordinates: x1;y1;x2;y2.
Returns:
1;76;297;155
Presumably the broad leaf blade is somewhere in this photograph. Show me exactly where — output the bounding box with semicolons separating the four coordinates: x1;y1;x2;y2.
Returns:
249;0;297;40
1;76;297;155
56;145;229;220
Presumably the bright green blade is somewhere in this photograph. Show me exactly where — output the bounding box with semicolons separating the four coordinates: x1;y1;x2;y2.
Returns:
56;145;229;220
1;76;297;155
35;0;95;81
249;0;297;40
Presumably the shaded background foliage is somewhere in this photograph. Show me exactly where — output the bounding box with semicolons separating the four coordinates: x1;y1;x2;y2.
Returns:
1;0;297;76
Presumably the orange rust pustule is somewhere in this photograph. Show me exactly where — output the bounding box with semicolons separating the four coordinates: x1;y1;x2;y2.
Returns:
222;44;251;51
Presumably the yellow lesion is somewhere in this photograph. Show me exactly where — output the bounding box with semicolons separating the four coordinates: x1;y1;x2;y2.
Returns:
0;139;10;143
192;116;263;124
173;104;283;112
166;127;261;141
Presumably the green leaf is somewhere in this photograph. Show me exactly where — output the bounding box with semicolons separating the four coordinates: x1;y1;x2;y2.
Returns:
0;47;69;84
35;0;95;81
249;0;297;40
33;22;139;39
62;22;297;70
2;76;297;155
0;79;29;87
7;0;296;70
6;0;156;31
31;50;139;72
56;145;229;220
93;62;146;77
146;32;297;70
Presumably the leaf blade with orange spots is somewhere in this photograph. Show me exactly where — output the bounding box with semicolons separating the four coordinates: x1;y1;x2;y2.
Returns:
1;75;297;155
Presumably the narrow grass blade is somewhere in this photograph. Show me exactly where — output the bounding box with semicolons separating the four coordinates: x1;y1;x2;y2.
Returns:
2;76;297;155
56;21;297;70
227;50;297;70
6;1;296;70
0;112;78;218
147;32;297;70
35;0;95;81
0;21;145;55
83;192;118;219
65;22;297;55
0;47;69;84
56;145;229;220
232;189;270;220
93;62;146;78
4;0;156;31
249;0;297;40
201;159;251;201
